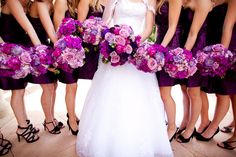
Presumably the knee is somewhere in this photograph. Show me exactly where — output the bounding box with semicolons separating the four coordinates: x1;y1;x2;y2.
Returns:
188;88;201;100
66;83;78;92
41;84;55;94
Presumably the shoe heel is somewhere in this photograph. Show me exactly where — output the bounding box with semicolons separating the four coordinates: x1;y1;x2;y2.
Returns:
16;133;20;142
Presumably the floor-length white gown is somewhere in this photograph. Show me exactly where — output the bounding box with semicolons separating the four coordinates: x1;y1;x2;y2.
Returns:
76;0;173;157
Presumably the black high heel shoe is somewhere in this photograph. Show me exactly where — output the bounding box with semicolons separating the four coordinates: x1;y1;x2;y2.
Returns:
26;120;40;133
67;120;78;136
16;124;40;143
0;132;12;156
66;113;80;124
176;128;196;143
194;121;211;139
217;140;236;150
169;128;178;142
53;118;65;129
196;127;220;141
176;127;186;135
43;121;61;134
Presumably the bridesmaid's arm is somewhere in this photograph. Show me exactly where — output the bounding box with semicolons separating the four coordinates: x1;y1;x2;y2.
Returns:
161;0;182;47
184;0;212;50
77;0;90;22
102;0;117;25
37;1;57;44
7;0;41;45
53;0;68;31
221;0;236;48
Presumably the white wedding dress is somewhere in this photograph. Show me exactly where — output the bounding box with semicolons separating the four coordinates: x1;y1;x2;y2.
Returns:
76;0;173;157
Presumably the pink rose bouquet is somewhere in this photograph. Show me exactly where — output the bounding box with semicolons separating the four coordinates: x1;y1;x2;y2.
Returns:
99;24;141;66
52;35;85;73
130;43;166;73
164;47;197;79
0;42;31;79
30;45;54;77
81;16;108;45
196;44;234;77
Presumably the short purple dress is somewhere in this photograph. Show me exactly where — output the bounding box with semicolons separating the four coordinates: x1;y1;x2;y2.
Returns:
77;8;103;80
26;15;57;84
182;9;207;87
155;2;185;86
56;10;80;84
0;13;29;90
201;4;236;95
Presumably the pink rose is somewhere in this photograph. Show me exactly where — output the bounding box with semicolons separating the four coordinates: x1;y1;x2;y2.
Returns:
110;52;120;64
147;58;158;71
115;35;126;46
136;47;146;56
105;33;116;44
125;45;133;54
212;44;225;52
53;49;62;58
119;28;130;38
20;52;32;64
116;45;124;54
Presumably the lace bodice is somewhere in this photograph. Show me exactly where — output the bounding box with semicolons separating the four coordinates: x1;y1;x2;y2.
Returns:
103;0;156;35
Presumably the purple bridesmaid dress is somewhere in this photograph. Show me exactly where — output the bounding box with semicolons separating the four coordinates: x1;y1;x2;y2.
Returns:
77;8;103;80
155;2;185;86
182;9;207;87
26;15;57;84
0;13;29;90
201;4;236;95
56;10;80;84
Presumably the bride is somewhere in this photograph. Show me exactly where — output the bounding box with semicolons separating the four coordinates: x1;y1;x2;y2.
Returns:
76;0;173;157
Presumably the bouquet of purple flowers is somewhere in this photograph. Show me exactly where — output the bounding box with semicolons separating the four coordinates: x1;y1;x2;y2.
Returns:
52;35;85;73
81;16;108;45
130;43;166;73
0;42;31;79
196;44;234;77
57;18;82;38
164;47;197;79
30;45;53;77
99;24;141;66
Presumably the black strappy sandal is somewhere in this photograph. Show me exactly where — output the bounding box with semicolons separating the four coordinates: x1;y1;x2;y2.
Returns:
43;121;61;134
16;124;40;143
0;132;12;156
26;120;40;133
53;118;65;129
217;140;236;150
